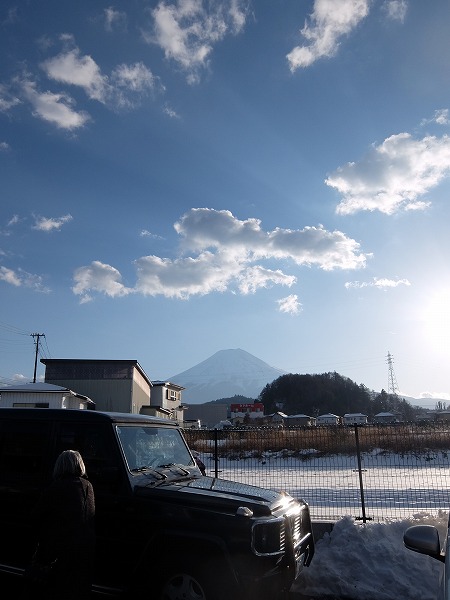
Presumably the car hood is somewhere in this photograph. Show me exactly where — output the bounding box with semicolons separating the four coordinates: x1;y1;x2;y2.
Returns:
133;474;295;515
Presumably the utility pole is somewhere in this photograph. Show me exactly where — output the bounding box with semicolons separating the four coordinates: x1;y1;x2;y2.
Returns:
31;333;45;383
386;351;399;396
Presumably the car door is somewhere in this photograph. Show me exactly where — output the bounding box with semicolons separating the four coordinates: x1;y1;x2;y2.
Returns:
53;419;139;592
0;417;53;568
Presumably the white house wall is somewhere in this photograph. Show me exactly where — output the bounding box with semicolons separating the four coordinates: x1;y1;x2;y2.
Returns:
0;392;63;408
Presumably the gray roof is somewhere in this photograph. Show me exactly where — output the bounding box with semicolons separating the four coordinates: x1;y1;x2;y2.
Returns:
0;382;94;404
0;382;71;393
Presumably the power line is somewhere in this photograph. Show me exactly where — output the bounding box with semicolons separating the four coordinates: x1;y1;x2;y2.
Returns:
0;321;52;381
0;321;30;336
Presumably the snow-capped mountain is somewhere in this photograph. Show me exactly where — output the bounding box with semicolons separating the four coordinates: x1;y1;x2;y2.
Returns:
168;348;286;404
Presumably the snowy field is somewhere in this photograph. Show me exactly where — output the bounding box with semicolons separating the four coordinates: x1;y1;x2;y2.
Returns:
193;444;450;598
198;450;450;521
291;512;448;600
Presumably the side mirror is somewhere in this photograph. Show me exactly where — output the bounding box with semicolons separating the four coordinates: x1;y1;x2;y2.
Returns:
403;525;445;563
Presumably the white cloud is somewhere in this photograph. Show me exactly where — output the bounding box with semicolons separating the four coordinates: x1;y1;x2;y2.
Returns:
0;266;49;292
41;44;158;110
21;79;90;130
7;215;19;226
112;63;155;92
237;266;296;295
345;277;411;289
134;251;236;298
140;229;163;239
174;208;367;270
32;214;73;232
0;83;21;112
12;373;29;383
277;294;302;315
326;133;450;215
163;104;180;118
287;0;370;71
41;48;108;102
382;0;408;23
0;214;20;237
110;62;159;109
0;141;10;152
72;260;133;303
0;266;21;286
421;108;449;127
73;208;368;303
148;0;248;82
433;109;449;126
104;7;127;32
419;392;450;401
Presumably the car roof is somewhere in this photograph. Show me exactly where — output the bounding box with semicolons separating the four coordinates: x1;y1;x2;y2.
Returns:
0;408;177;426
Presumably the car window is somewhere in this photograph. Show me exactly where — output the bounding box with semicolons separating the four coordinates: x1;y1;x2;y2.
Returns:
55;422;122;492
116;426;194;471
0;419;51;484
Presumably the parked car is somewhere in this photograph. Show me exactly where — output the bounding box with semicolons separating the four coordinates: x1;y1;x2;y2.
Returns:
403;515;450;599
0;408;314;599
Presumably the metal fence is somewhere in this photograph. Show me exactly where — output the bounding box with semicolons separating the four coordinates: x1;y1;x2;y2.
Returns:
184;423;450;522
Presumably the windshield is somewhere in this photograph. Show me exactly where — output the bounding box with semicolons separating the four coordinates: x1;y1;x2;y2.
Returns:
116;425;195;472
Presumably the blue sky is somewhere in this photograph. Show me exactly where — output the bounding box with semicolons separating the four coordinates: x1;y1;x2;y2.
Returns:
1;0;450;404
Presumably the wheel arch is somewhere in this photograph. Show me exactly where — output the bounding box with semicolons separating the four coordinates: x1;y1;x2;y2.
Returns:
129;530;241;597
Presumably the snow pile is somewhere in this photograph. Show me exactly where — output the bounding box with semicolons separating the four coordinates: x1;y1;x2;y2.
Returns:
293;512;448;599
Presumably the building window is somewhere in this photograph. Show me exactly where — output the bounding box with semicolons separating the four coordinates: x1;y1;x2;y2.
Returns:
45;363;133;380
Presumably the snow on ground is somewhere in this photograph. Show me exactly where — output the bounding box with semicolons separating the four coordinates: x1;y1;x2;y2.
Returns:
194;448;450;597
292;512;448;600
199;450;450;521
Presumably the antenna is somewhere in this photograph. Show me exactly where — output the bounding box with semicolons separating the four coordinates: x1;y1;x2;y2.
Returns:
31;333;45;383
386;351;399;395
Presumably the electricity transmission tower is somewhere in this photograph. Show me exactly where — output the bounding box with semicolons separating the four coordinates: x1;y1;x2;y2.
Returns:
386;351;399;396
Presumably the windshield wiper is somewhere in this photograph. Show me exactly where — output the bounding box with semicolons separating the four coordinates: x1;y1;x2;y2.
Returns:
156;463;190;476
131;466;167;480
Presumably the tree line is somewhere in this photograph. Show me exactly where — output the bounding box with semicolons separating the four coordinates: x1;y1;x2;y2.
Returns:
258;372;420;421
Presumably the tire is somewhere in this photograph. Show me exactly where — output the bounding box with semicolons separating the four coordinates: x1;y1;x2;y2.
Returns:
160;570;208;600
158;558;235;600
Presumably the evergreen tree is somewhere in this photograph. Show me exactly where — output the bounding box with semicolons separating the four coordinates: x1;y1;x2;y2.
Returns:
258;373;417;420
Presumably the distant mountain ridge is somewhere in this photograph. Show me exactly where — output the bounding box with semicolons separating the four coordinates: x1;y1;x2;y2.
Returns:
167;348;442;409
168;348;286;404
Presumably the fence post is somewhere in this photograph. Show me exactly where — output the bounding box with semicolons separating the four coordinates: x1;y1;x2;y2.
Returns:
354;424;368;523
214;428;219;478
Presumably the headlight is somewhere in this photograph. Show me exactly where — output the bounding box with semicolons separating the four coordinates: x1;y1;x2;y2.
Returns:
252;518;285;556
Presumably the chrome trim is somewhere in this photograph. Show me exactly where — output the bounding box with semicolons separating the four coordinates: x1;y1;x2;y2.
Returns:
251;516;285;556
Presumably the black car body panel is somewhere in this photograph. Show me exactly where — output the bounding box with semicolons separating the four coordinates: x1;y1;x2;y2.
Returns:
0;408;314;598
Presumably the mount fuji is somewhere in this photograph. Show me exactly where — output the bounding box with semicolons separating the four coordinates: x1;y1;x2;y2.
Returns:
168;348;286;404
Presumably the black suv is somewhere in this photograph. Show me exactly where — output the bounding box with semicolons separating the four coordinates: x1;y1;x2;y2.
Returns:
0;408;314;599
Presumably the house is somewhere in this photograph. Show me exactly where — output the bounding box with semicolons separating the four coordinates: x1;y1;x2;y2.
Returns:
214;420;233;430
41;359;152;414
284;414;316;427
140;381;186;424
230;402;264;425
266;411;288;426
434;410;450;422
316;413;340;426
343;413;368;425
0;382;94;409
373;412;397;424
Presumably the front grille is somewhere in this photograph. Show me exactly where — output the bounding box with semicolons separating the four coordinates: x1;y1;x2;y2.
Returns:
289;512;302;546
280;521;286;552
